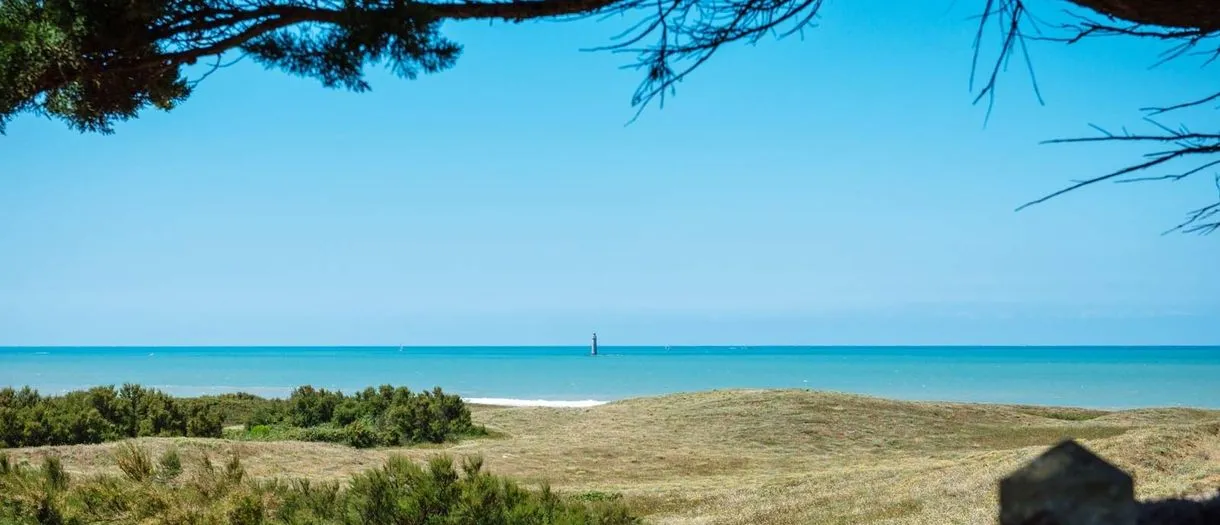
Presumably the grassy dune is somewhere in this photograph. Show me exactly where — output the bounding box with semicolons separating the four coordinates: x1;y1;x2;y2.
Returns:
7;389;1220;524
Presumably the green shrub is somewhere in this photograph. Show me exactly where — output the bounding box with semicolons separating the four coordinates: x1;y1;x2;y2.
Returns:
183;392;282;427
248;425;274;439
157;447;182;481
287;386;339;428
345;419;377;449
332;399;363;427
114;442;154;482
224;453;245;486
35;491;70;525
291;425;347;444
186;404;223;437
245;405;285;430
42;455;68;491
244;384;482;448
1;453;640;525
0;383;478;450
227;492;265;525
0;384;222;449
573;490;624;502
273;478;343;523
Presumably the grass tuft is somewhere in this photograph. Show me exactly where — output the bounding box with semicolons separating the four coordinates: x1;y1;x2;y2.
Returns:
113;442;153;482
42;455;68;491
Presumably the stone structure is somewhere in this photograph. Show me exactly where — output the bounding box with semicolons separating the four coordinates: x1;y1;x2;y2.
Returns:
999;439;1220;525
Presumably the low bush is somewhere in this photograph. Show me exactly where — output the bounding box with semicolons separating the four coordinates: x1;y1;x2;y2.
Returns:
249;425;274;439
0;445;641;525
176;392;283;427
573;490;625;502
0;383;481;450
0;384;222;448
156;447;183;481
235;385;484;447
344;419;377;449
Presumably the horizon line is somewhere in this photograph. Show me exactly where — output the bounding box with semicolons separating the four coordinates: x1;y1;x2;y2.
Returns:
1;344;1217;349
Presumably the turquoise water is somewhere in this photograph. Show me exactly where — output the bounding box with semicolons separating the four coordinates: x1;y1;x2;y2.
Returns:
1;346;1218;408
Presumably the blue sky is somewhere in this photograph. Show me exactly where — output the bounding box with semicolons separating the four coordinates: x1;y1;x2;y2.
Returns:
2;0;1218;345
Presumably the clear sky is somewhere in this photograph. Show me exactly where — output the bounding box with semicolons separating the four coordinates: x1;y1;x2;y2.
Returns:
2;0;1218;346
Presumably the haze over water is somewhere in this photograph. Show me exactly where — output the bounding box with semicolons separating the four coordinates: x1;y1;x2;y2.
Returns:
2;345;1217;409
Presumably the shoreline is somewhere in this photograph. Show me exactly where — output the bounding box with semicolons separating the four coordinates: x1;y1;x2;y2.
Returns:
9;382;1220;410
38;384;615;408
464;397;609;408
7;346;1217;409
138;386;615;407
12;383;1215;410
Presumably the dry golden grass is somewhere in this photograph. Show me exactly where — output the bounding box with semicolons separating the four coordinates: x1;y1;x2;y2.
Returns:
6;389;1219;524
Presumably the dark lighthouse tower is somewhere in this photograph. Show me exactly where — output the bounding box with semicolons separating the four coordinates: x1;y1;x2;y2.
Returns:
590;332;598;356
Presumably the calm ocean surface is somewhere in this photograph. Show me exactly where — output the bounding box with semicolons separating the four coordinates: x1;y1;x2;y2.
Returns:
1;346;1218;408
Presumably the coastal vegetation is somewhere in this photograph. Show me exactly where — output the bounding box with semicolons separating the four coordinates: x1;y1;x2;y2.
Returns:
229;385;486;448
0;444;639;524
3;389;1217;523
0;384;482;449
0;384;223;448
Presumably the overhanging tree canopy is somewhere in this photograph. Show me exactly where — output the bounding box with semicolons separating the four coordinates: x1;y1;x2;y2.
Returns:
1;0;1217;233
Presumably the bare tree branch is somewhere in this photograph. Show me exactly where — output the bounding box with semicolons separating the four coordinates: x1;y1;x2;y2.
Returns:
586;0;826;118
1168;175;1220;235
1014;119;1220;235
1142;91;1220;116
957;2;1220;233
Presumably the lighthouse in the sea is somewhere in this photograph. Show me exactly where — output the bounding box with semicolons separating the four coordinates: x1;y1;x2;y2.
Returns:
590;332;598;356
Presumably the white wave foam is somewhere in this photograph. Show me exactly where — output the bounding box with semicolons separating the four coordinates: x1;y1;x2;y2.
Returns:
464;397;608;408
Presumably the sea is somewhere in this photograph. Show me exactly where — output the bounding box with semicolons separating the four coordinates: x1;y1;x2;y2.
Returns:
1;346;1218;409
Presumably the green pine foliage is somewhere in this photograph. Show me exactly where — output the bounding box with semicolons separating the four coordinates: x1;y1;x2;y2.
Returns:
0;0;459;134
0;445;641;524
